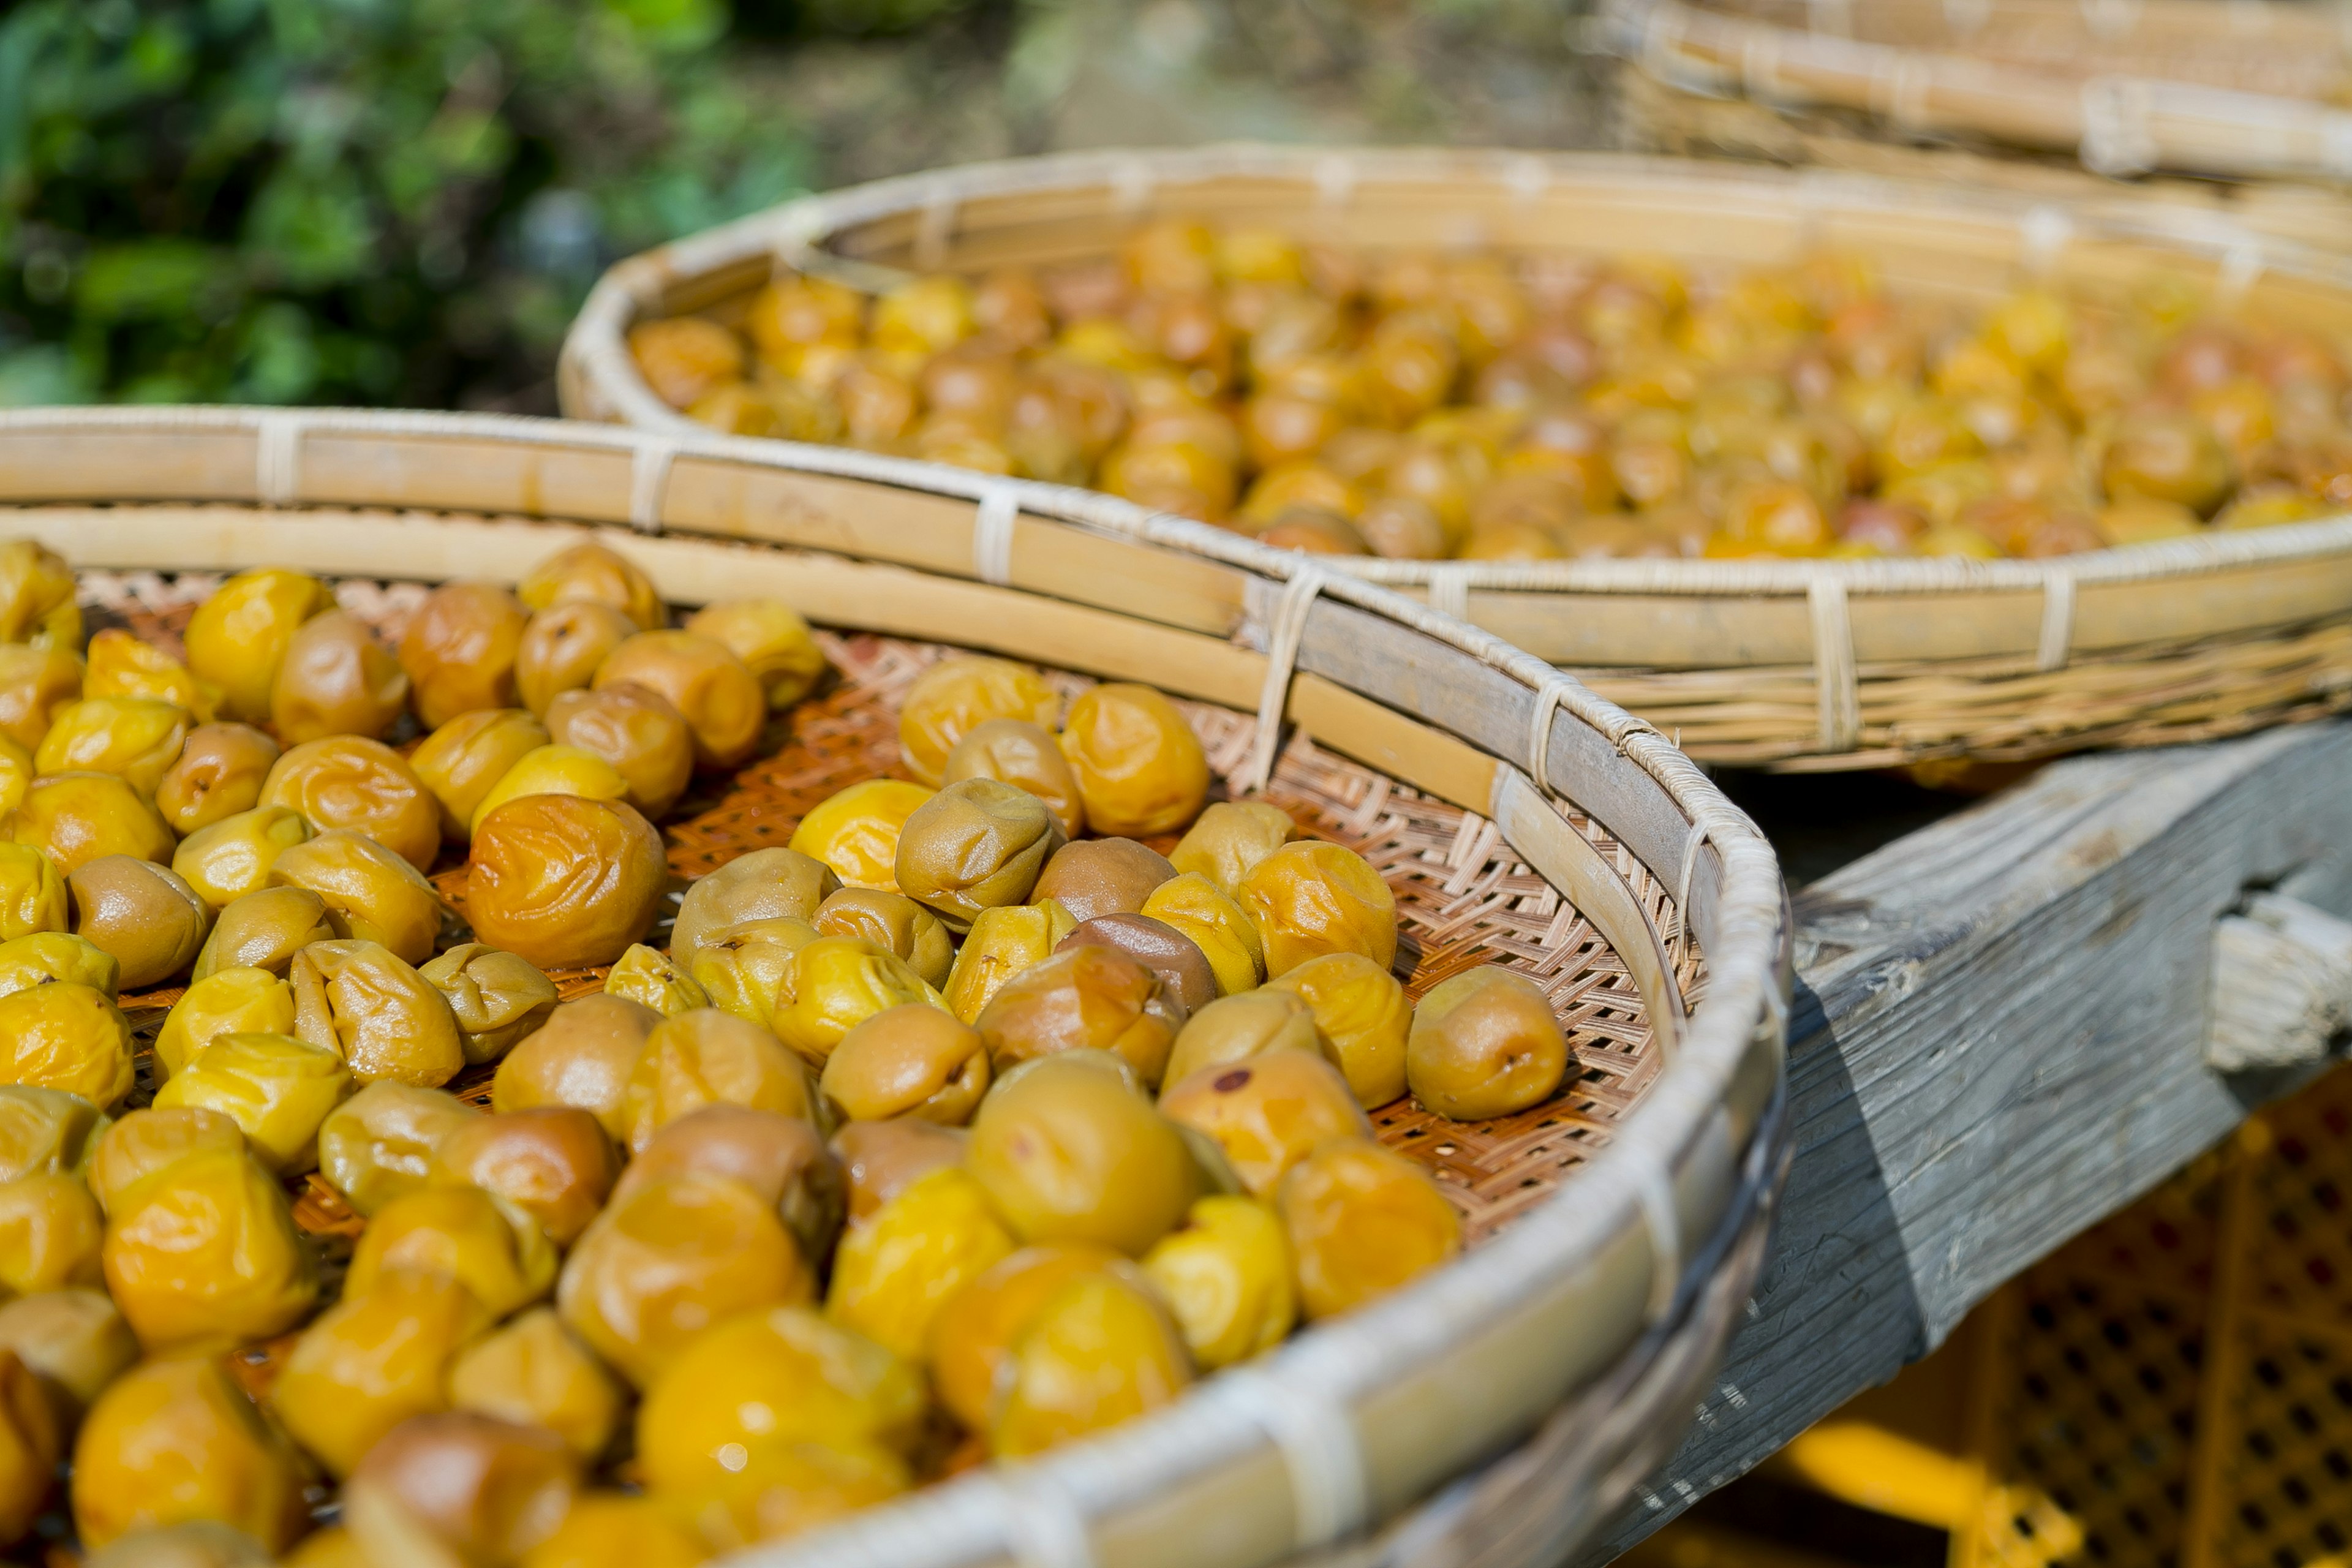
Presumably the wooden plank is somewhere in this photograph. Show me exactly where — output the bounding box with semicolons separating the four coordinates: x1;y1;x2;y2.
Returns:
1587;717;2352;1559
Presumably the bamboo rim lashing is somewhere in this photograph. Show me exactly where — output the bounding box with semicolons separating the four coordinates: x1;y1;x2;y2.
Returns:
0;407;1790;1568
1598;0;2352;182
557;145;2352;771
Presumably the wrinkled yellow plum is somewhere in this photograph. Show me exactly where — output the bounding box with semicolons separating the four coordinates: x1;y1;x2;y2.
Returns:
927;1244;1126;1430
83;630;216;723
317;1080;480;1217
468;796;668;971
86;1108;245;1218
0;982;134;1109
943;717;1085;839
593;632;764;771
418;943;559;1065
811;888;953;989
184;569;333;725
289;938;465;1087
518;542;666;633
0;541;80;650
260;737;439;872
1406;965;1570;1119
688;916;818;1033
270;1268;489;1477
1168;801;1298;896
896;657;1060;788
71;1354;309;1552
545;684;695;820
894;778;1063;930
989;1272;1193;1458
342;1410;580;1568
1162;989;1322;1086
976;944;1181;1087
519;1492;707;1568
1278;1138;1461;1320
786;780;934;894
154;1033;351;1174
10;772;175;875
490;994;662;1143
668;848;839;967
1142;872;1263;997
100;1145;317;1349
638;1304;922;1494
469;745;631;835
0;645;84;754
410;708;551;841
768;936;937;1066
830;1119;963;1227
430;1107;617;1249
154;968;296;1085
153;725;281;838
939;900;1076;1024
684;600;827;712
69;856;211;989
516;602;638;720
0;842;66;943
820;1005;989;1125
172;806;311;911
0;750;31;848
616;1106;843;1272
1058;684;1208;837
279;1524;369;1568
0;1288;138;1417
557;1171;809;1388
1159;1049;1371;1198
347;1185;557;1319
0;1084;103;1181
36;698;189;799
968;1052;1197;1254
269;610;409;745
0;1172;104;1294
449;1307;625;1463
400;580;531;730
663;1439;907;1554
190;887;333;981
1236;841;1398;978
0;929;117;998
0;1346;59;1545
825;1165;1015;1362
624;1008;820;1154
1141;1195;1295;1369
602;943;707;1019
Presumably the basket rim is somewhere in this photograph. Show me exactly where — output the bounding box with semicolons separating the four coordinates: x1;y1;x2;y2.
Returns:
556;141;2352;598
0;404;1793;1568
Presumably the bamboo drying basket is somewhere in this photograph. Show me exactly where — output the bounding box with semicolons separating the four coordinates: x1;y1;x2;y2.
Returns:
0;406;1790;1568
559;145;2352;771
1600;0;2352;186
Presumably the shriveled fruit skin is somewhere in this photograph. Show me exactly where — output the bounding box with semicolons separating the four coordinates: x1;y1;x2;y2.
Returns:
468;796;668;971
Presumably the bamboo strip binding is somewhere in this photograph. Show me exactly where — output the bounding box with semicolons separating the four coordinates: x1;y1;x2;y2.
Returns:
558;145;2352;770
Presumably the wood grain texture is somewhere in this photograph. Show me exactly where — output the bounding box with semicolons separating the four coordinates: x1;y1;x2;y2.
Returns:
1589;717;2352;1559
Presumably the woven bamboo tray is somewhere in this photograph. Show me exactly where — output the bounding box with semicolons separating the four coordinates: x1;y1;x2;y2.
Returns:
0;406;1790;1568
1600;0;2352;184
557;145;2352;771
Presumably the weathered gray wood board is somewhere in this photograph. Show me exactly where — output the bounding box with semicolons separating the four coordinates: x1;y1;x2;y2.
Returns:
1589;718;2352;1559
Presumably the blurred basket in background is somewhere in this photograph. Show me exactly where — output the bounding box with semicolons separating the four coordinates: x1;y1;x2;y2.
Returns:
562;146;2352;771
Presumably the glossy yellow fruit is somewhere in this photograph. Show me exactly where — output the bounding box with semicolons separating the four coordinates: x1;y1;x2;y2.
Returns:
1159;1049;1372;1197
86;1107;246;1218
926;1244;1123;1430
154;968;295;1085
0;843;66;943
100;1145;318;1349
989;1272;1193;1458
67;856;210;990
0;650;82;767
0;739;30;826
1140;1195;1295;1368
173;806;314;913
0;1287;138;1417
622;1008;820;1155
0;541;80;650
153;724;281;838
769;936;939;1065
269;609;409;745
684;600;827;712
36;699;189;799
1057;684;1209;838
183;568;333;725
418;943;559;1066
410;708;551;841
0;981;135;1109
1405;966;1570;1119
1277;1138;1461;1321
399;580;530;731
317;1079;483;1218
941;717;1085;839
288;938;465;1087
967;1052;1197;1255
1264;952;1411;1109
638;1304;924;1493
71;1354;310;1552
154;1032;353;1174
668;848;839;968
448;1307;626;1463
0;1346;59;1546
191;886;333;981
787;780;935;892
470;745;631;835
0;1172;104;1295
938;900;1075;1024
9;772;176;875
489;993;662;1143
665;1438;908;1554
516;602;639;720
347;1185;557;1319
819;1005;989;1125
684;918;818;1033
0;930;117;998
811;888;954;989
896;657;1061;788
1161;989;1322;1086
270;1268;489;1477
1168;802;1299;897
520;1492;709;1568
592;632;764;771
545;684;695;820
260;736;440;873
0;1084;104;1182
1235;841;1398;978
825;1166;1016;1362
518;542;666;633
1140;872;1263;997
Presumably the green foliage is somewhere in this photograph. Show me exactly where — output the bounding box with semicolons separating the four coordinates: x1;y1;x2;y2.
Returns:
0;0;814;409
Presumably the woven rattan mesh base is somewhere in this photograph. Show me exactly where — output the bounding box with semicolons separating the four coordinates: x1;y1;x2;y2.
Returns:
81;570;1702;1269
